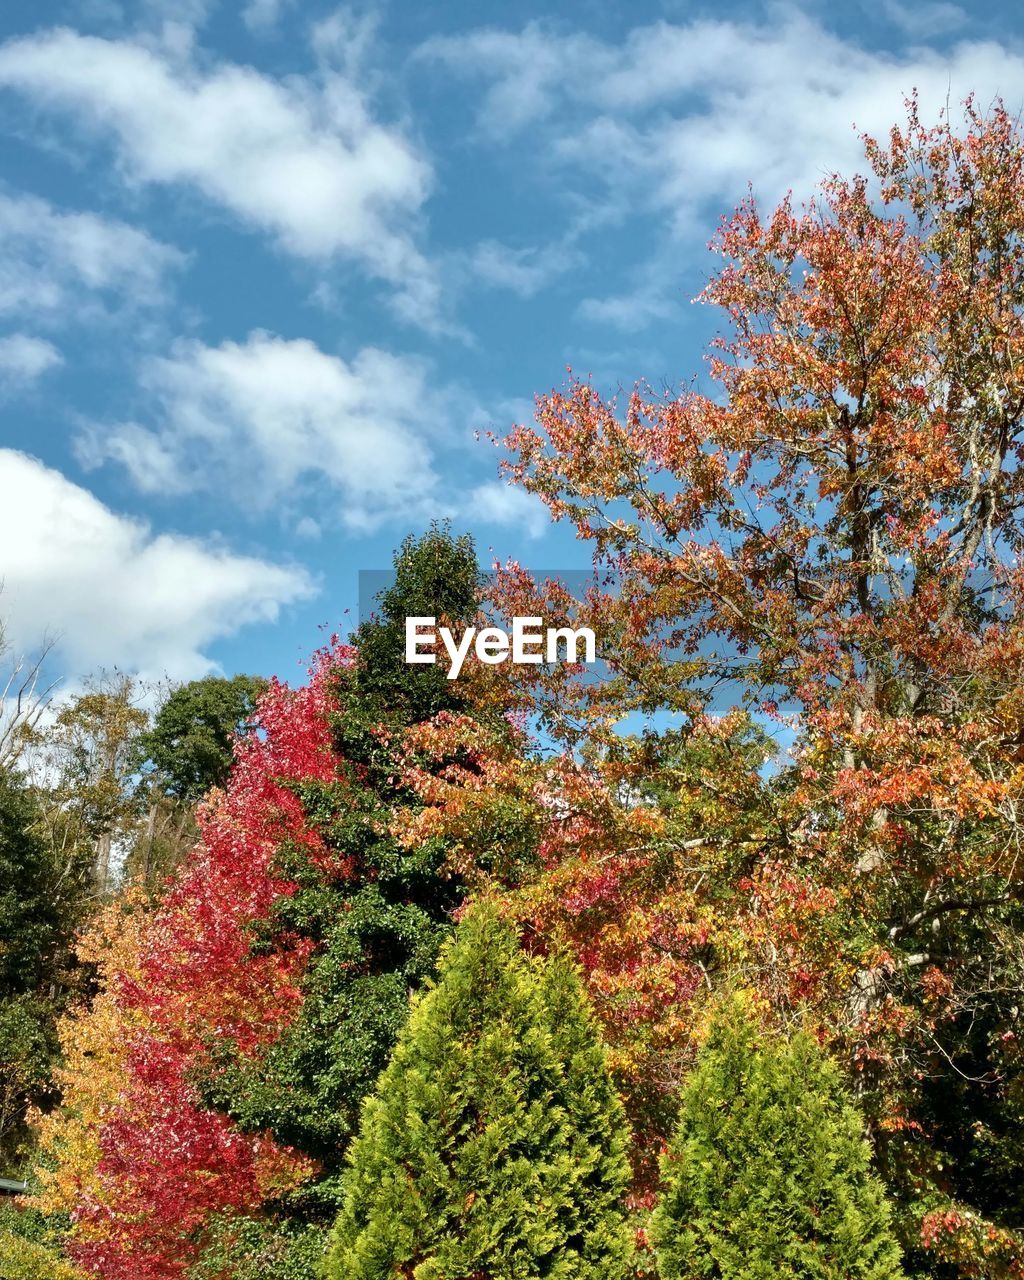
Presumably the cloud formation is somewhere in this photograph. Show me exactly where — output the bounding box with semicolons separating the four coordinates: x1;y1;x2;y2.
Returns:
0;191;185;321
0;450;316;680
242;0;295;34
75;332;446;531
420;10;1024;215
0;27;440;325
420;9;1024;324
0;334;62;385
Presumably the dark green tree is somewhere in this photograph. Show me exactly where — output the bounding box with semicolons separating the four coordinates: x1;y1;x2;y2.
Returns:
195;524;514;1230
325;902;633;1280
133;674;267;804
349;521;481;729
125;674;268;886
0;770;91;1166
651;996;905;1280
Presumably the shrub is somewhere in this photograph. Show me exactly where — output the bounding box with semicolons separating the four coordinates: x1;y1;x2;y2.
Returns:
325;902;633;1279
651;995;905;1280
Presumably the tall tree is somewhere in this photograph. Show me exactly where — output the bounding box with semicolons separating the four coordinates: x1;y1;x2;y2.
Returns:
651;996;904;1280
0;622;57;775
27;675;148;894
0;764;93;1167
126;674;267;885
326;902;633;1280
479;97;1024;1272
199;523;492;1183
132;675;267;805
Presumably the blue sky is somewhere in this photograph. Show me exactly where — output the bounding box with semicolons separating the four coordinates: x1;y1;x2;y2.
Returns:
0;0;1021;690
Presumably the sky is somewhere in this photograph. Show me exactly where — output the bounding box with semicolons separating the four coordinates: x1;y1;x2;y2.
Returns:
0;0;1022;691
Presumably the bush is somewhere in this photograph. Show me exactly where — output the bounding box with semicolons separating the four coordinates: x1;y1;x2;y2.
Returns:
651;995;905;1280
325;902;634;1279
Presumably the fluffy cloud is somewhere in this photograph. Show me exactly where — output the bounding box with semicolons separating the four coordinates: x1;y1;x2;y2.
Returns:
0;334;62;385
0;449;316;680
75;332;445;531
420;11;1024;214
0;28;440;325
420;10;1024;322
75;333;560;537
0;191;185;320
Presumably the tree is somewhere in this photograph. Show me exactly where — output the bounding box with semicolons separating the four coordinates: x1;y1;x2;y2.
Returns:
132;674;267;805
0;768;92;1166
27;675;149;894
651;996;904;1280
0;1208;84;1280
33;526;511;1280
349;520;482;727
0;770;60;1164
0;625;57;775
125;674;267;885
196;522;497;1186
326;902;634;1280
486;97;1024;1272
32;659;330;1280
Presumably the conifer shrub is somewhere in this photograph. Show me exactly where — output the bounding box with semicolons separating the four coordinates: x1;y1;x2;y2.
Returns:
325;902;634;1280
651;995;905;1280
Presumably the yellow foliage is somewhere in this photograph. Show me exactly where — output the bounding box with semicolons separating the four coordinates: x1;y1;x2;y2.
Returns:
0;1229;85;1280
30;890;152;1220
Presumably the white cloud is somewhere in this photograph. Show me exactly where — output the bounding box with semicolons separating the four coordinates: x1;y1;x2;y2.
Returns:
0;449;316;681
0;28;440;326
420;11;1024;222
242;0;294;34
0;190;185;321
576;289;677;331
880;0;967;35
75;332;446;531
420;10;1024;336
0;335;63;385
311;8;380;75
466;481;548;538
468;239;581;298
294;515;322;540
416;23;571;136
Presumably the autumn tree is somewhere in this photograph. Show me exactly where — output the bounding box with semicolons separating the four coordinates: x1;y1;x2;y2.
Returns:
32;525;514;1280
326;902;633;1280
469;96;1024;1273
32;660;332;1280
651;995;904;1280
26;675;149;894
195;524;493;1191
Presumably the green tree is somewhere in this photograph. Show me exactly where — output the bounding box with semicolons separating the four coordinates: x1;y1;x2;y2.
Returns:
325;902;634;1280
0;769;91;1166
651;996;904;1280
126;674;267;885
192;523;501;1246
132;674;267;804
0;1196;82;1280
350;520;481;728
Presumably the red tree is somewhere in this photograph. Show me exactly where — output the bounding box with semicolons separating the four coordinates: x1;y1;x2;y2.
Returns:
51;643;351;1280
